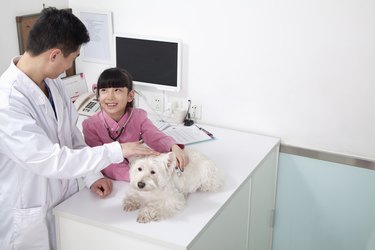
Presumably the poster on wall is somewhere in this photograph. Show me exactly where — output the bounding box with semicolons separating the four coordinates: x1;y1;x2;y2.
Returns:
79;10;113;65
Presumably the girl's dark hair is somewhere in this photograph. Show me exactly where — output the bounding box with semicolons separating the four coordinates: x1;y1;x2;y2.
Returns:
27;7;90;57
97;68;134;108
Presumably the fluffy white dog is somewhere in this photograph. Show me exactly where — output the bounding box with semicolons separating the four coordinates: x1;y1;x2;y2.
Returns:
123;148;223;223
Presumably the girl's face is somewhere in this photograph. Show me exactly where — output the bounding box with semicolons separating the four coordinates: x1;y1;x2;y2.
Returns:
98;87;134;121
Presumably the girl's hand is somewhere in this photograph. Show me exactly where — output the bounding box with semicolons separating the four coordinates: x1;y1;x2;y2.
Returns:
171;145;188;171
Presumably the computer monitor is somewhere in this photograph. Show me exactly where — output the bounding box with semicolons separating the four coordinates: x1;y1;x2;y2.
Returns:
115;34;182;92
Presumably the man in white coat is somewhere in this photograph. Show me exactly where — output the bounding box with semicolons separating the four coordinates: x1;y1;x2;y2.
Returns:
0;7;158;250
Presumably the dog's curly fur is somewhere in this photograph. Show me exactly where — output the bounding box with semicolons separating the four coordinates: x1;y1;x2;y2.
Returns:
122;148;223;223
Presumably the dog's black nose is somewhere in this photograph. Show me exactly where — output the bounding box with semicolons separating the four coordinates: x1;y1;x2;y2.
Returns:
137;182;145;189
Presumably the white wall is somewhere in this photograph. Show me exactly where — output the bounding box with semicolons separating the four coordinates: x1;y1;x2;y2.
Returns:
69;0;375;160
0;0;68;73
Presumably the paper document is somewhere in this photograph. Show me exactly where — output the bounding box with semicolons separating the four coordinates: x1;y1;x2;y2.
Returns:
164;125;214;145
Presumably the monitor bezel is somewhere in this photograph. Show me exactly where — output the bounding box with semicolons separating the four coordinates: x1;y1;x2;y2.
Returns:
114;33;182;92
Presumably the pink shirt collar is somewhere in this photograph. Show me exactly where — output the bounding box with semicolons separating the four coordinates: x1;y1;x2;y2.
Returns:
100;108;133;132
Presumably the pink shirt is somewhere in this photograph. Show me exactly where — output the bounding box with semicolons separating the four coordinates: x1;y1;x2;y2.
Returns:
82;108;180;181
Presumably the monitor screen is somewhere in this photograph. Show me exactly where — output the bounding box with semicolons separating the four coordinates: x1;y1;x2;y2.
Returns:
115;34;181;92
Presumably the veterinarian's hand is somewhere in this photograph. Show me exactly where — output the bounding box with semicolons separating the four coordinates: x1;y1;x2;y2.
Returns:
90;178;113;198
171;145;188;171
121;141;160;158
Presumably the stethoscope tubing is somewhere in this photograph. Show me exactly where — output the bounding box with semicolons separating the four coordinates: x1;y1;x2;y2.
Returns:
102;108;134;141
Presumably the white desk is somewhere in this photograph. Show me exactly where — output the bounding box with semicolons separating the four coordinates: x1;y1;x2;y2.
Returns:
53;125;280;250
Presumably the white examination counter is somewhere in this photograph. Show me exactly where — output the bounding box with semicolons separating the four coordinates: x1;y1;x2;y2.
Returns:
53;125;280;250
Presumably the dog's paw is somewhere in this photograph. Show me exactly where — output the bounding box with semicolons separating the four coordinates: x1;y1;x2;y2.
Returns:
137;207;160;223
122;199;140;211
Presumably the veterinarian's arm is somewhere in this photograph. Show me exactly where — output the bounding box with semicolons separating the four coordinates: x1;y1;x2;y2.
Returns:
120;141;160;158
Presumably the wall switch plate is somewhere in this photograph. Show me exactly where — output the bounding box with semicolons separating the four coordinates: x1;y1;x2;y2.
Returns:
150;94;164;112
190;104;202;120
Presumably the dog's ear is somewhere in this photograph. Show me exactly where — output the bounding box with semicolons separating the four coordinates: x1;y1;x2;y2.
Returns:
166;152;176;168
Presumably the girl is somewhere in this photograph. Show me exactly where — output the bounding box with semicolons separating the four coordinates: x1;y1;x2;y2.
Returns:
82;67;187;181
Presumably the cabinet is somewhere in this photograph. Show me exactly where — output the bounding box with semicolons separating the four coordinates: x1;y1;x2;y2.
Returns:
54;125;280;250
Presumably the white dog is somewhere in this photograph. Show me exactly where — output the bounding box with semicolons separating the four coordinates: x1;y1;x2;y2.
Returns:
122;148;223;223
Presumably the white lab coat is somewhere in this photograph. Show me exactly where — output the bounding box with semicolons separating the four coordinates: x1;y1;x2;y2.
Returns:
0;57;124;250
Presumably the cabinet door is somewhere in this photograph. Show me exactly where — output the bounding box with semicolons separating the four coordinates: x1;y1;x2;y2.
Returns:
248;147;279;250
189;179;251;250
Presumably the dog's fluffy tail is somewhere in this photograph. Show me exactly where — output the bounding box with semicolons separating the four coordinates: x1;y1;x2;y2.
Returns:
199;162;224;192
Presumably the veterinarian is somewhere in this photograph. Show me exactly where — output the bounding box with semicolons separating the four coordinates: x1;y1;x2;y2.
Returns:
0;8;158;250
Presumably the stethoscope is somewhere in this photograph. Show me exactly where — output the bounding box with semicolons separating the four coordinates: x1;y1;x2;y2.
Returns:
102;108;134;141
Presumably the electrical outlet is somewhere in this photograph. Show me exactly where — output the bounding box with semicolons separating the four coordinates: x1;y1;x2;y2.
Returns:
150;94;164;112
190;104;202;120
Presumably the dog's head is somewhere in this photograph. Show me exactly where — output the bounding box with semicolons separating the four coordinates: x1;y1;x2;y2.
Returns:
128;152;176;191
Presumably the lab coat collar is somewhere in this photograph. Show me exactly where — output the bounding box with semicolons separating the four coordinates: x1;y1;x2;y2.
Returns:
10;57;48;107
10;57;59;135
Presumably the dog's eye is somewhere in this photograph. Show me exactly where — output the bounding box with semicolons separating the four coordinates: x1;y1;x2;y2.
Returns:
138;167;142;172
150;170;155;175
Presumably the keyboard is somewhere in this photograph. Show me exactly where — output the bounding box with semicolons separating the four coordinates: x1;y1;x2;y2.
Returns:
152;120;171;131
